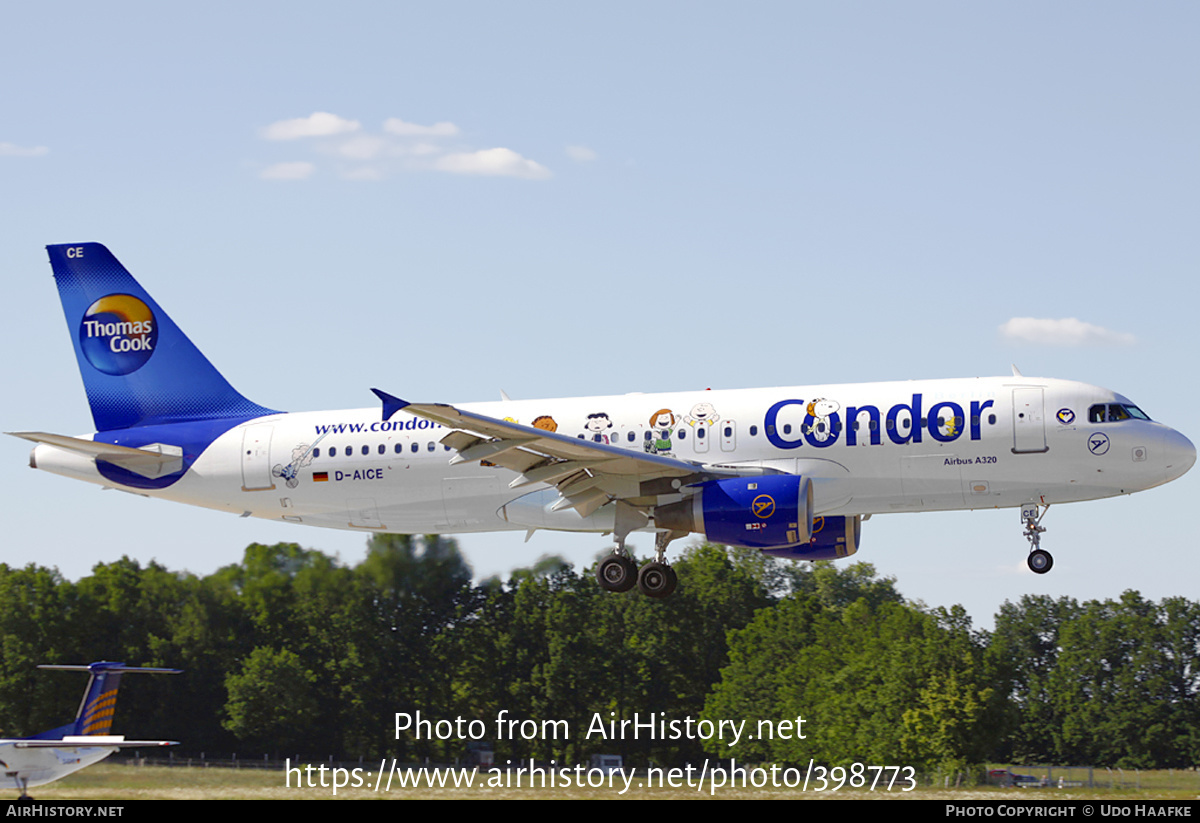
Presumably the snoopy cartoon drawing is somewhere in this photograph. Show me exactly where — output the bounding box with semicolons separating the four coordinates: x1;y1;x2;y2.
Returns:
804;398;840;442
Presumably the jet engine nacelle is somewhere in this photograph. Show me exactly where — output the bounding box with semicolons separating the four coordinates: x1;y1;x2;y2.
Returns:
655;475;814;550
761;515;862;561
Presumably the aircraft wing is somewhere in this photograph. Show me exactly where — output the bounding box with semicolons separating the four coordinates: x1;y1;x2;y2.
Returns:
373;389;769;518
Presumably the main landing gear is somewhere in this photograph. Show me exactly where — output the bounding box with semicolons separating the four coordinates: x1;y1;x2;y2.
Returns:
595;529;681;599
1022;503;1053;574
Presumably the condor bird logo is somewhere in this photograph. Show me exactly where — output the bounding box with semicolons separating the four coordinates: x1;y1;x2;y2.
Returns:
751;494;776;519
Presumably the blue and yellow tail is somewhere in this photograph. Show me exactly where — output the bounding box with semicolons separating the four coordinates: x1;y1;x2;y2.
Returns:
46;243;275;432
28;662;182;741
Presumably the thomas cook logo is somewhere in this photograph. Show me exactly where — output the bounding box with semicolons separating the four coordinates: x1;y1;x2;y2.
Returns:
751;495;775;519
79;294;157;375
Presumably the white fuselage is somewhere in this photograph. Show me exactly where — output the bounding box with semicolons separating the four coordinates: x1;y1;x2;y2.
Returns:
0;742;115;790
30;376;1196;540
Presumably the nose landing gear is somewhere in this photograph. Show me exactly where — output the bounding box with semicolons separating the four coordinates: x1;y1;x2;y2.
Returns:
1022;503;1053;574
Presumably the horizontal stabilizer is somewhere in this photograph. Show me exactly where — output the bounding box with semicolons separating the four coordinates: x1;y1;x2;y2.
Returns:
37;665;183;675
10;432;183;479
15;736;178;749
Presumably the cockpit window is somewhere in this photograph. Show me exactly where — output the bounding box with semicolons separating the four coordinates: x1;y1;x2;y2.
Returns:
1089;403;1151;423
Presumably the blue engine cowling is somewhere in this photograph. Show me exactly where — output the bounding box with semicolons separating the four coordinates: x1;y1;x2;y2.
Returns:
761;515;862;560
655;475;814;550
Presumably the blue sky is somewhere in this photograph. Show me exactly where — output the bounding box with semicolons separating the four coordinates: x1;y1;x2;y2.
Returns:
3;2;1197;628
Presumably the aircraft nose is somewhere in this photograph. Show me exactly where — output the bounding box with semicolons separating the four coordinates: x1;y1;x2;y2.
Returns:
1162;427;1196;482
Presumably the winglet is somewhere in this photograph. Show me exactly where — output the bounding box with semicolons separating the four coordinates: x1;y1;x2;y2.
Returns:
371;388;409;422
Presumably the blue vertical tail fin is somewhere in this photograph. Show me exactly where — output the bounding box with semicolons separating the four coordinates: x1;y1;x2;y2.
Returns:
46;243;276;431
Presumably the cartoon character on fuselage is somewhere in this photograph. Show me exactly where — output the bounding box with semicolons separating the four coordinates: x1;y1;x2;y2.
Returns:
585;413;613;444
683;401;720;428
646;408;676;455
804;398;840;442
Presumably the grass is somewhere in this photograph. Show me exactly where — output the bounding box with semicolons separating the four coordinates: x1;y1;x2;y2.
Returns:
18;763;1200;801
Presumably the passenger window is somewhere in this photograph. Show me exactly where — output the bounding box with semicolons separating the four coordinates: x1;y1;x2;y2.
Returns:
394;444;402;454
313;448;320;458
378;444;385;455
361;445;369;456
329;447;337;457
749;425;758;436
427;442;435;452
411;443;418;453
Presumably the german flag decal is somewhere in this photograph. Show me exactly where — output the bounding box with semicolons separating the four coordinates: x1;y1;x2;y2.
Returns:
313;472;329;482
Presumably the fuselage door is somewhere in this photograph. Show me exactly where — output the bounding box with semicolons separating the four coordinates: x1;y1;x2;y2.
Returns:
720;420;737;452
1012;388;1048;454
241;424;276;491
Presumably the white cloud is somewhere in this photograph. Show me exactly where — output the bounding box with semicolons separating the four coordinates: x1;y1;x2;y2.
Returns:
0;142;49;157
260;161;315;180
999;317;1136;346
262;112;360;140
565;145;596;162
254;113;549;182
434;148;551;179
383;118;459;137
335;135;388;160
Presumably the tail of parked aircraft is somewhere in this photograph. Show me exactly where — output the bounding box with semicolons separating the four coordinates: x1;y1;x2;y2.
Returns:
46;243;275;431
26;662;182;741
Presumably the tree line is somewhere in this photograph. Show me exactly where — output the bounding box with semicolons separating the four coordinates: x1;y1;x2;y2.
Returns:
0;537;1196;772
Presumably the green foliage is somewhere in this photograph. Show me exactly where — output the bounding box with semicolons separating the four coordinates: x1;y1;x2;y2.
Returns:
993;592;1200;768
1;541;1196;772
223;646;318;751
703;564;1000;773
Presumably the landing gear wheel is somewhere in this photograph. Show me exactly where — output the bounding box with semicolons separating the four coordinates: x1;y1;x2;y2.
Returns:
637;561;677;599
1027;549;1053;575
596;554;638;593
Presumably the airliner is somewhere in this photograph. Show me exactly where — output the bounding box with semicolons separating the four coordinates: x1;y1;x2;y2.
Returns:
0;661;180;799
11;244;1195;598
